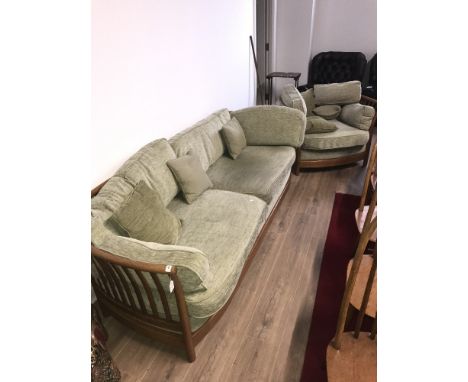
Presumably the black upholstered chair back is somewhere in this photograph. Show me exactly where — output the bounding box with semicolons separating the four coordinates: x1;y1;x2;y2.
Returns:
367;53;377;88
307;51;367;87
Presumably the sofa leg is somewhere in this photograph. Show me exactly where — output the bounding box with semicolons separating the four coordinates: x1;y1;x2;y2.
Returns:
184;334;196;362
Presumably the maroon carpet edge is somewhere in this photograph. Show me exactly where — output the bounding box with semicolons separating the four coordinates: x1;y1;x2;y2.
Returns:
299;193;372;382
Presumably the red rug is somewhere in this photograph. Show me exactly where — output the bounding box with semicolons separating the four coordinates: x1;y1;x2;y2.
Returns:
299;193;373;382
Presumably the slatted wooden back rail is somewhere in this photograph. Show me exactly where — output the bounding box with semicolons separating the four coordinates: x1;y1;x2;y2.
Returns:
92;251;174;322
333;217;377;350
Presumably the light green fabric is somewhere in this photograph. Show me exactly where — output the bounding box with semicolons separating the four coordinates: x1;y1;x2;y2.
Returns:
91;216;212;294
109;181;181;244
167;152;213;204
300;88;315;117
221;117;247;159
314;80;361;105
207;146;295;204
313;105;342;120
231;105;305;148
301;145;366;160
114;139;179;206
280;84;307;114
168;189;267;318
306;116;337;133
169;109;230;171
339;103;375;131
302;120;369;150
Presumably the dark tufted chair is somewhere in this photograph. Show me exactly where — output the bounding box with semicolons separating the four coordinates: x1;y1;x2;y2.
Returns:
363;53;377;99
301;51;367;90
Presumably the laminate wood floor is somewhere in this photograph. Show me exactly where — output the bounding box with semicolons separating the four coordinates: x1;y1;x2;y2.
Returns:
104;164;366;382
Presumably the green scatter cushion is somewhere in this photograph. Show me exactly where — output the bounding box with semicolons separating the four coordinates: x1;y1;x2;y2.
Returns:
313;105;342;120
109;181;181;244
221;117;247;159
306;116;338;133
167;152;213;204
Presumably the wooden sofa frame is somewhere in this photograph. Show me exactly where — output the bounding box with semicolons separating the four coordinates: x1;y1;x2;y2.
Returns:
298;95;377;170
91;173;292;362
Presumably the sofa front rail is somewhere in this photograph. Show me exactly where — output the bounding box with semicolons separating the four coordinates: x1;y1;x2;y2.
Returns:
91;244;196;362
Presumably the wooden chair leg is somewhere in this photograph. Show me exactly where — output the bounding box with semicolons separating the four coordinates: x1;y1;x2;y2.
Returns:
293;147;301;175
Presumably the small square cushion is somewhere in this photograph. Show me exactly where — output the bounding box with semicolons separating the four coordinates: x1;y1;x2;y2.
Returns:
221;117;247;159
167;152;213;204
300;89;316;117
339;103;375;130
109;181;181;244
306;116;337;133
313;105;341;120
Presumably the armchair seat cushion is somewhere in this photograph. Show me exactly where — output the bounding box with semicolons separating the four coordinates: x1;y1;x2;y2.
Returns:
302;120;369;150
167;189;267;318
206;146;296;204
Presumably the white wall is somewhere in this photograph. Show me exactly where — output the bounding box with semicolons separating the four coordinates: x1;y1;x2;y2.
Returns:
92;0;255;185
310;0;377;60
274;0;315;88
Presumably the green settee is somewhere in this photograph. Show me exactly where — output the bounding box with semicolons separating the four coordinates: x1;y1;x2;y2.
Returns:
91;106;305;362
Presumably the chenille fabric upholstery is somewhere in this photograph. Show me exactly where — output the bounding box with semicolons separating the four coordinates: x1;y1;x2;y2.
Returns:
306;51;367;88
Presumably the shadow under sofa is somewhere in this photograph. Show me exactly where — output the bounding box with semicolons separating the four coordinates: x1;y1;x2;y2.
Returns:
91;105;305;362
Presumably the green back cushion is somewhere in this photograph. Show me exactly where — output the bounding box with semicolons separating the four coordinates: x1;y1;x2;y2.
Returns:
300;89;316;117
167;152;213;204
314;80;361;105
169;109;231;171
114;138;179;206
339;103;375;130
306;116;337;134
280;84;307;114
313;105;342;120
109;181;181;244
221;117;247;159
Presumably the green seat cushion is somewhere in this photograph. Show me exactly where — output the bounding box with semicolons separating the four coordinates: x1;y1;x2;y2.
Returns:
306;116;337;134
301;145;366;160
221;117;247;159
302;120;369;150
313;105;341;120
339;103;375;131
300;88;315;117
168;189;268;318
167;152;213;204
206;146;295;204
109;181;181;244
314;80;362;105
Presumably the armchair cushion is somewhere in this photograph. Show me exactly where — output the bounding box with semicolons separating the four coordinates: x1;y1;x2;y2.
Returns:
339;103;375;131
280;84;307;114
221;117;247;159
231;106;306;148
314;80;361;105
313;105;341;120
300;89;315;117
306;116;337;133
109;181;181;244
302;120;369;150
167;152;213;204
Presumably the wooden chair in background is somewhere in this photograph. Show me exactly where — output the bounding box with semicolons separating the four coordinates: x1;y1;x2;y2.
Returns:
327;217;377;382
355;144;377;242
